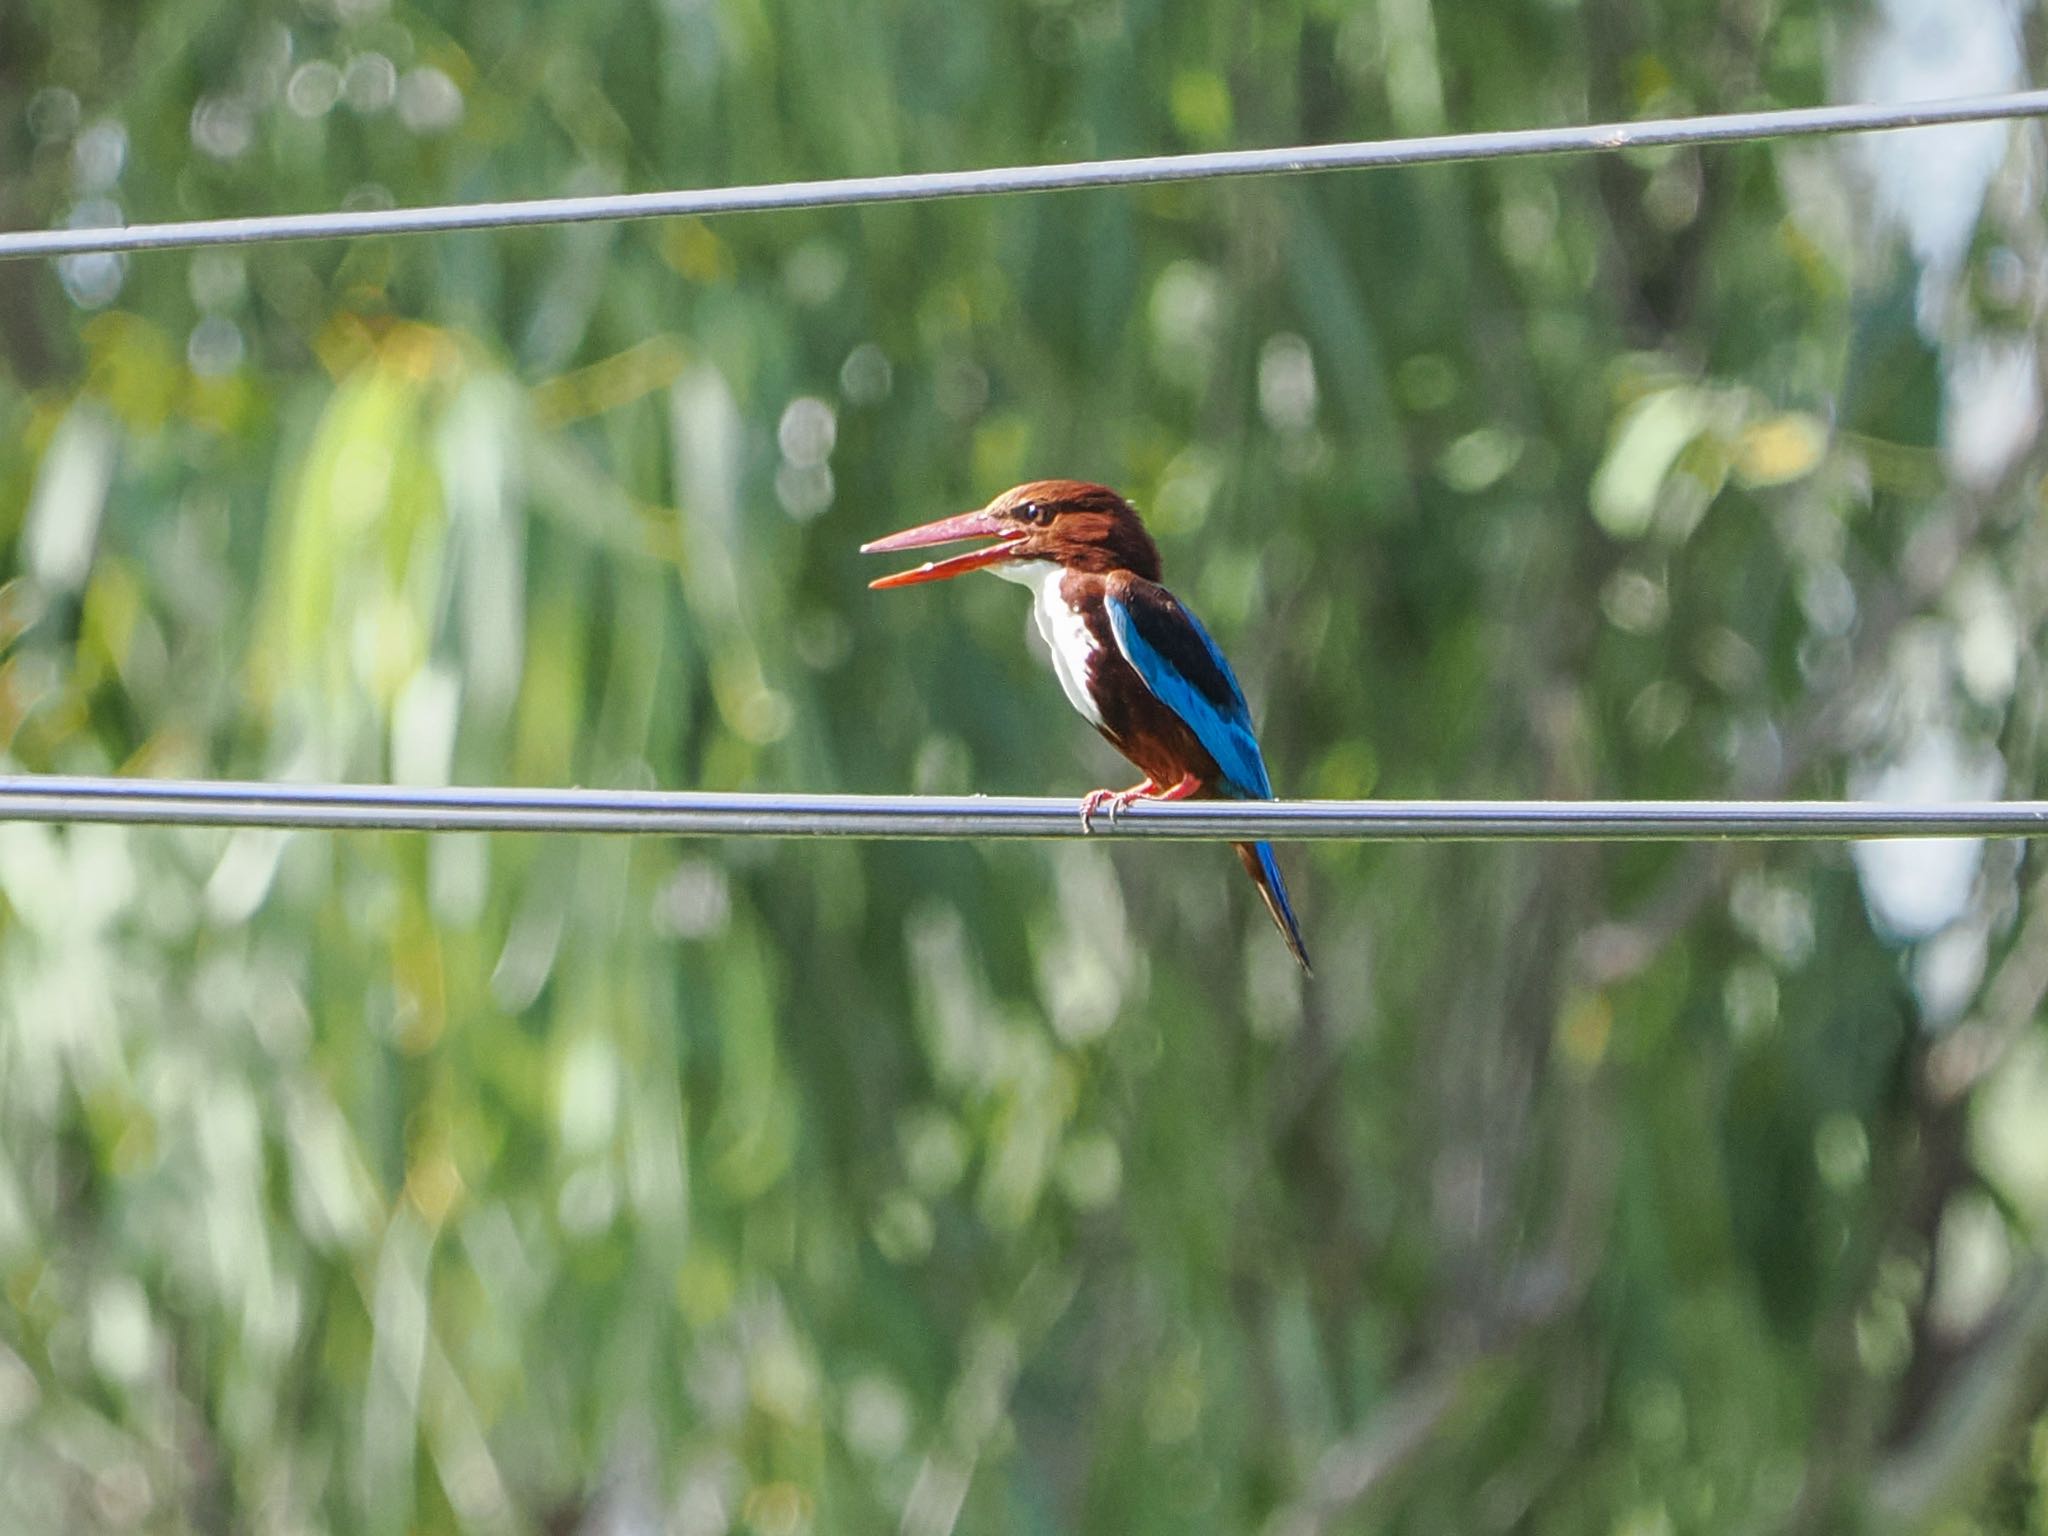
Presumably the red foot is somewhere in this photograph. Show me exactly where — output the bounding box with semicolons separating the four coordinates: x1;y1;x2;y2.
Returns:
1080;779;1155;832
1078;772;1202;832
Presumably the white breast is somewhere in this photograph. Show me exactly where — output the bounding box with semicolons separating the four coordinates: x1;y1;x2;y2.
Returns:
994;560;1103;726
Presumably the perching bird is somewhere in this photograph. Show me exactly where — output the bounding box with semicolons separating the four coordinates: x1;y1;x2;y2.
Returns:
862;479;1310;973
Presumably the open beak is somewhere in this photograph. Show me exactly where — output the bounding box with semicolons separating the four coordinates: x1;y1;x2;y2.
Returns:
860;508;1026;589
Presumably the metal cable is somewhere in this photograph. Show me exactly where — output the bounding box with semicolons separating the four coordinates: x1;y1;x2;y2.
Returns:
6;91;2047;260
4;776;2047;839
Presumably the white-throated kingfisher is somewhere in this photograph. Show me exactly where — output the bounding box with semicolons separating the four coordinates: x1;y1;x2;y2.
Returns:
862;479;1311;973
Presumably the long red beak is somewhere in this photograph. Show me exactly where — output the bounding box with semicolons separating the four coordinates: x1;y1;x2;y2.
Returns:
860;508;1026;589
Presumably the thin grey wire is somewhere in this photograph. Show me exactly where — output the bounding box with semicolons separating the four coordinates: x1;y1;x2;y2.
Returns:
4;776;2048;840
7;91;2048;260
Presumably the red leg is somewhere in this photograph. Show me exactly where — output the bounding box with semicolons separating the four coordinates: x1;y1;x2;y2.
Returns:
1080;778;1156;832
1079;772;1203;831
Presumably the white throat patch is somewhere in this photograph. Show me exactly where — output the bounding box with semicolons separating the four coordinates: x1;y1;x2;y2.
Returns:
994;560;1103;726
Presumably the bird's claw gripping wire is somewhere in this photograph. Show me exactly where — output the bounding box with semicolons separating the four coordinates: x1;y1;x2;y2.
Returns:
1080;781;1154;833
1079;773;1202;833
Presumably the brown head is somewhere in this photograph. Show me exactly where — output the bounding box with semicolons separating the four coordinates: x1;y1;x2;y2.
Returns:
861;480;1162;587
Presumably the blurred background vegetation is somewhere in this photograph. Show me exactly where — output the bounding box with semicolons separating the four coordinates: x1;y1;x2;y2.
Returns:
2;0;2047;1530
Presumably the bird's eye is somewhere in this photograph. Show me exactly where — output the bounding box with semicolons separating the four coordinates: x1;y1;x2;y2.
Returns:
1019;500;1047;524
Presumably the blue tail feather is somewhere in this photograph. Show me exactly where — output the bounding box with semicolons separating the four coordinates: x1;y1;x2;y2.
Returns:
1235;840;1312;974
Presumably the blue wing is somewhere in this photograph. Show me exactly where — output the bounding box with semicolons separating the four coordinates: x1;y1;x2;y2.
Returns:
1104;580;1274;800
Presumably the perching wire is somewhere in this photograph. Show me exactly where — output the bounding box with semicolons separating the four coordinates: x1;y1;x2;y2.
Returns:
0;777;2044;840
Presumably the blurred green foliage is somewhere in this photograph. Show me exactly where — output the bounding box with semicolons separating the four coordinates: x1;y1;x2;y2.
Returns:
3;0;2048;1531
